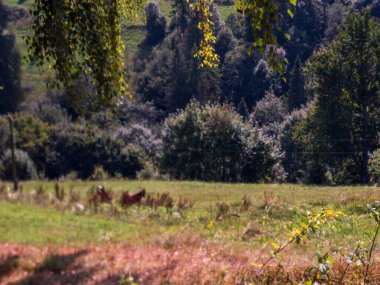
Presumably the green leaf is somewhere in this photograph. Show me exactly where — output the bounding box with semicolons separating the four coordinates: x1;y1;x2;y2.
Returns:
284;33;291;41
247;46;253;56
287;9;294;18
289;0;297;6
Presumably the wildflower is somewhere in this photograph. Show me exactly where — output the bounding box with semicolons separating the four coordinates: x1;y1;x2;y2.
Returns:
207;220;214;230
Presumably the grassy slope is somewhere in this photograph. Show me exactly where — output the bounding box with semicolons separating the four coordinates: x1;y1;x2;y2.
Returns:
0;201;142;245
0;181;379;252
4;0;236;102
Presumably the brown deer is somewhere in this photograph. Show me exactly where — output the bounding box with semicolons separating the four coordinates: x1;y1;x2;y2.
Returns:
96;185;112;203
120;189;146;207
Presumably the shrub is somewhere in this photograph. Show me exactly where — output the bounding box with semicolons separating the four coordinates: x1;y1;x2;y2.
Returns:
201;103;249;181
0;149;38;180
114;124;162;158
136;162;160;180
250;92;288;138
13;113;50;173
23;98;70;125
161;101;281;182
119;144;150;178
91;165;109;181
369;149;380;185
46;121;155;179
242;129;286;182
46;122;95;178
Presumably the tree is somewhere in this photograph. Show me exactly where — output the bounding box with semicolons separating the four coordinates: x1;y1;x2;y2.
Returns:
278;107;307;183
28;0;296;110
237;97;249;120
215;26;237;63
278;0;326;64
0;1;23;114
287;55;306;110
221;46;277;110
299;10;380;183
136;3;222;114
144;1;166;45
13;113;50;174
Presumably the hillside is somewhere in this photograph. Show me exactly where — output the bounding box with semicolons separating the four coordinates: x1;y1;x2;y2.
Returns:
2;0;236;102
0;0;379;185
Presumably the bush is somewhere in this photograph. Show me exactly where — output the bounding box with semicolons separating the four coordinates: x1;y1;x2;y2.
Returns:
13;113;50;173
250;92;288;138
161;101;281;182
369;149;380;185
46;122;95;178
91;165;109;181
136;162;160;180
45;121;156;179
242;130;286;182
23;98;70;125
0;149;38;180
119;144;150;178
114;124;162;158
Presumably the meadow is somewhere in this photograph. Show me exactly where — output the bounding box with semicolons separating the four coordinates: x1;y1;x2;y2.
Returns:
1;181;380;284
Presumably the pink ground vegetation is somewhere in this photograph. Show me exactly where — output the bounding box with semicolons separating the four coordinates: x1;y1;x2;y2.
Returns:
1;236;380;285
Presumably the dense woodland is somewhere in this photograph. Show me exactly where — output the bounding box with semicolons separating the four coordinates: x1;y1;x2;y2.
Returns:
0;0;379;184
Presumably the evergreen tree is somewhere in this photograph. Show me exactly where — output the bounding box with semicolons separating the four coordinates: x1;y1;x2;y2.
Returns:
222;46;278;110
144;0;166;45
279;0;326;64
136;0;222;114
215;26;237;63
287;55;306;110
237;97;249;120
0;1;23;114
298;10;380;183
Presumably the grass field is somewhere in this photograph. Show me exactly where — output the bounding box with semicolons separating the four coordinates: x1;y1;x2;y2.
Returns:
1;181;380;284
1;181;379;247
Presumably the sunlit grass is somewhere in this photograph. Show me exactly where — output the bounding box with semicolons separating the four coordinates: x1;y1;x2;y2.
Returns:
1;181;379;254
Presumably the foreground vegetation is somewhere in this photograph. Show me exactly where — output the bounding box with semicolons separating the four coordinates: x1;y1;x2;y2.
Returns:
1;181;380;284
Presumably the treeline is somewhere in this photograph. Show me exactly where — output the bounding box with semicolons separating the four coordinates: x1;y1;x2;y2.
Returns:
0;0;379;184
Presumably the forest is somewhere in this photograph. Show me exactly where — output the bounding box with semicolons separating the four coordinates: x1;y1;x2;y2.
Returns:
0;0;379;185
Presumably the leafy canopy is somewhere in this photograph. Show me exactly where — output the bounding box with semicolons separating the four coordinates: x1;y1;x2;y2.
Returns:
28;0;296;108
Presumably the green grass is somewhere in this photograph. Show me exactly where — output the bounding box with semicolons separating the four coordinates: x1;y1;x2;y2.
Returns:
3;0;33;9
15;180;380;208
0;201;143;245
1;181;379;253
218;4;236;20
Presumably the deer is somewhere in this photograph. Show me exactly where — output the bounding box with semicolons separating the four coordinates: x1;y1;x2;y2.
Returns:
120;188;146;207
